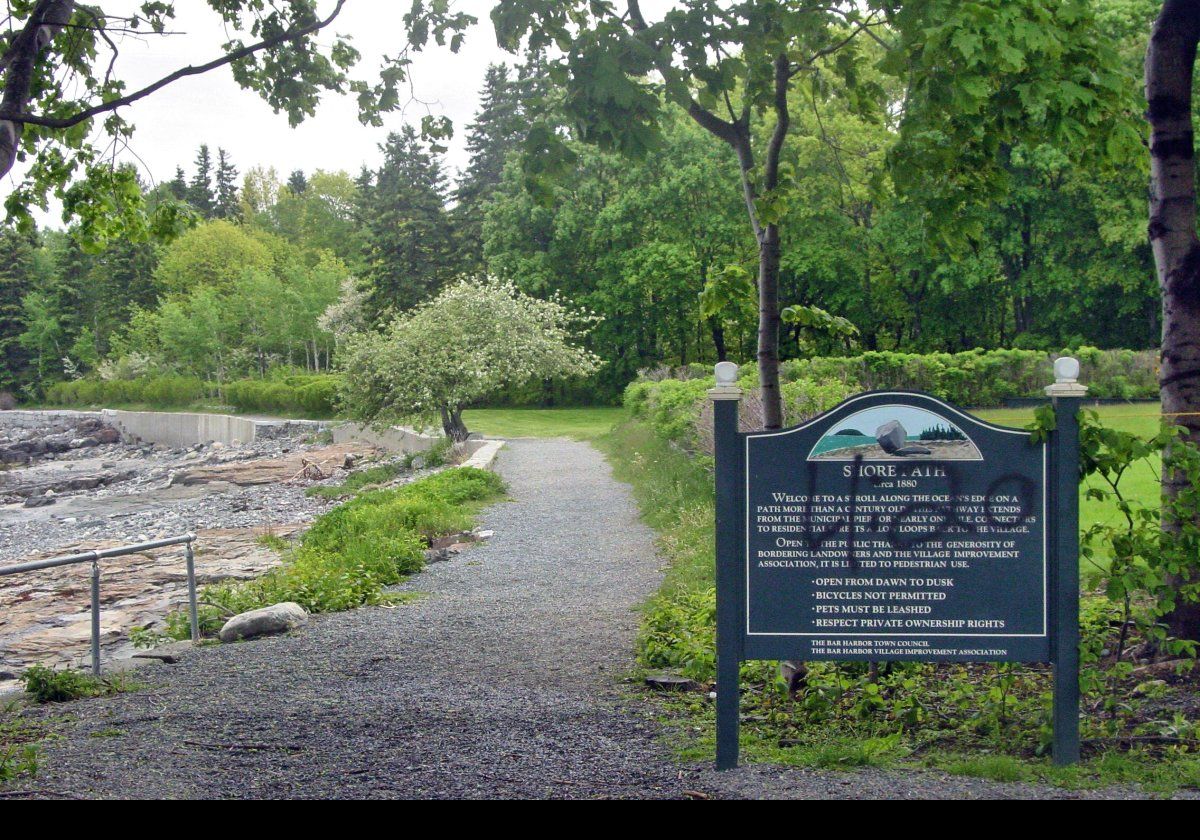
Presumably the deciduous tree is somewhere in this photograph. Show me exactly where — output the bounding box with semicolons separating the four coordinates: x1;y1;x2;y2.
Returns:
0;0;473;238
491;0;1137;428
1145;0;1200;641
338;279;600;440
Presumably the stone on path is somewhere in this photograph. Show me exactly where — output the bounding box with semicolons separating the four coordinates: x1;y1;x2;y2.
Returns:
218;602;308;643
132;642;194;664
645;673;699;692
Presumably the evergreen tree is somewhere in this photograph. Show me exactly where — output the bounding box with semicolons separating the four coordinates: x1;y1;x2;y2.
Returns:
83;238;160;355
288;169;309;195
360;126;457;316
455;60;546;273
0;226;39;391
168;166;188;201
214;148;240;219
188;145;215;217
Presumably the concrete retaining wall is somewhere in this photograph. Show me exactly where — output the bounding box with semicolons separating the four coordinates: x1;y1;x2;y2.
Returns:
3;408;464;454
102;410;260;448
331;423;442;452
462;440;504;470
330;423;496;458
0;409;103;430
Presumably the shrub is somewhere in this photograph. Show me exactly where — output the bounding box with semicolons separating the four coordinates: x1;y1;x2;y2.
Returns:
631;347;1158;452
785;347;1157;406
392;466;506;506
44;372;344;417
306;461;406;499
17;665;143;703
20;665;101;702
781;377;856;423
192;467;505;620
222;374;341;416
44;376;210;408
637;589;717;681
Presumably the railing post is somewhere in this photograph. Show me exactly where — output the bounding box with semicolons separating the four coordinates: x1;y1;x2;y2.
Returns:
185;537;200;643
0;534;199;676
710;361;744;771
89;555;101;677
1046;356;1087;766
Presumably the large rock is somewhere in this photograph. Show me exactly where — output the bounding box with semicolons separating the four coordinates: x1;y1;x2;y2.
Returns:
219;602;308;643
94;426;121;445
875;420;908;454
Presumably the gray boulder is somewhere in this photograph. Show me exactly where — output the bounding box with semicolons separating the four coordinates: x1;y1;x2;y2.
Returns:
219;602;308;643
875;420;908;454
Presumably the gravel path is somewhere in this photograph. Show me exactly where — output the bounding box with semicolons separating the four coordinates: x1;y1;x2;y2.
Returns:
7;440;1178;799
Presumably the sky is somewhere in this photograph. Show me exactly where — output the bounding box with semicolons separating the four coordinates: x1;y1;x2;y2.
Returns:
18;0;514;228
828;406;966;439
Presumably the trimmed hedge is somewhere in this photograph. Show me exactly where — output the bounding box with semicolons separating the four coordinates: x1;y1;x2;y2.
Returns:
222;374;340;416
45;376;212;408
628;347;1158;451
782;347;1157;404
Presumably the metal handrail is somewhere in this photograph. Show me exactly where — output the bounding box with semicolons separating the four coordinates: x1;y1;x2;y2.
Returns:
0;533;199;676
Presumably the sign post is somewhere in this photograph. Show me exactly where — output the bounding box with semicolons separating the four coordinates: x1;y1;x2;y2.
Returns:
1047;357;1087;765
711;361;744;771
709;358;1084;770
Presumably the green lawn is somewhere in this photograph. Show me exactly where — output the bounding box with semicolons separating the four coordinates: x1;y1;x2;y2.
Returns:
462;407;628;440
977;404;1164;574
974;402;1162;437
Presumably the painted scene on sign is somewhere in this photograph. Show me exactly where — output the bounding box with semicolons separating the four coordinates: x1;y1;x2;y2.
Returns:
808;405;983;461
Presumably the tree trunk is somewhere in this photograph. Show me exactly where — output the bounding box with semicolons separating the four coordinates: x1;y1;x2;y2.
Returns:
673;47;790;429
1147;0;1200;642
750;54;791;431
0;1;75;181
708;316;728;362
440;405;469;442
758;225;784;429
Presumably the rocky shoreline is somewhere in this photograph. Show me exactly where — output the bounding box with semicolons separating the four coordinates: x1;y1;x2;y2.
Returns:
0;413;391;686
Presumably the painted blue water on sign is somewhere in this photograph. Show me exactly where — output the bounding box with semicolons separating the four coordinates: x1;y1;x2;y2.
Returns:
809;434;876;456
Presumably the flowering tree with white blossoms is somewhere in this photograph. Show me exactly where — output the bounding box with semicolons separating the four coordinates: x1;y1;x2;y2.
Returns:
338;279;601;441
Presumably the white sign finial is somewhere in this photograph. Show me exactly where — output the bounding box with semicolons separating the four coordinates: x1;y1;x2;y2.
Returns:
1046;356;1087;397
1054;356;1080;384
709;362;743;401
714;361;739;386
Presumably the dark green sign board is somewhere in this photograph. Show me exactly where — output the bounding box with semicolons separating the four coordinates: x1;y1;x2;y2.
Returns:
712;383;1083;770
